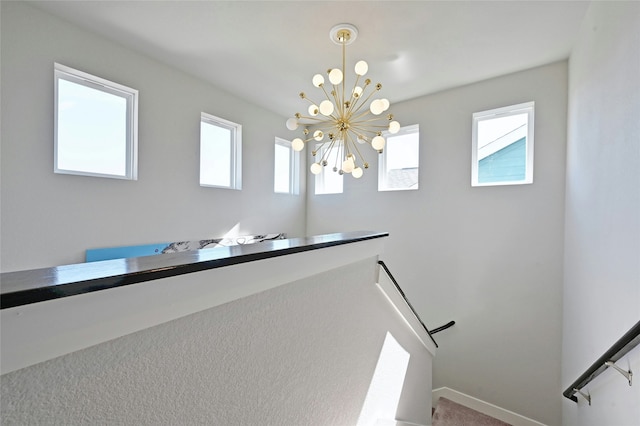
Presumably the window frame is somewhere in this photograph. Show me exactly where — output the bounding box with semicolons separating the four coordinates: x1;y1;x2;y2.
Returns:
199;112;242;190
378;124;420;192
54;63;138;180
471;101;535;187
274;137;300;195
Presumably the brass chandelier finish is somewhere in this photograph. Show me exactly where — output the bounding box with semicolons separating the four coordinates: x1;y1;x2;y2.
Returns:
286;24;400;178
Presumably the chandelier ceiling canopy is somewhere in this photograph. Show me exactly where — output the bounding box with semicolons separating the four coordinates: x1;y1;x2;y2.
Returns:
286;24;400;178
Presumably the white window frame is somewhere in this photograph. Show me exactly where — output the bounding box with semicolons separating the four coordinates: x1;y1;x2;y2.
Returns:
199;112;242;190
471;101;534;187
378;124;420;192
274;137;300;195
314;142;343;195
54;63;138;180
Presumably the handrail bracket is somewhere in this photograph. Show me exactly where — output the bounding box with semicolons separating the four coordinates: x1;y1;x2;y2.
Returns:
573;388;591;406
605;360;633;386
563;320;640;405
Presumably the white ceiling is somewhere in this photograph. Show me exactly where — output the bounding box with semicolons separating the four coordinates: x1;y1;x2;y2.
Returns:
28;0;590;117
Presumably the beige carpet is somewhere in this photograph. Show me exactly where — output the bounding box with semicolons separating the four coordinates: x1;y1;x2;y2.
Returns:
432;397;512;426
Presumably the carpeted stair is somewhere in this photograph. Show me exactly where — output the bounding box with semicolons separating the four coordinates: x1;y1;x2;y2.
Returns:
432;397;512;426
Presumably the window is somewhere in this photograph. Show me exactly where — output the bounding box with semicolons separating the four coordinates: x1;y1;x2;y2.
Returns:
472;102;534;186
200;112;242;189
378;124;419;191
54;63;138;179
314;142;343;195
274;137;300;194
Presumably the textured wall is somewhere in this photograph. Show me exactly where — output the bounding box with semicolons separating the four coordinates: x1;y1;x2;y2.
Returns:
307;61;568;426
0;1;306;272
562;2;640;425
1;258;434;425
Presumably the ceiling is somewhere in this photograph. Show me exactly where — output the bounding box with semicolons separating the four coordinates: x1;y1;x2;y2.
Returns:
28;0;590;118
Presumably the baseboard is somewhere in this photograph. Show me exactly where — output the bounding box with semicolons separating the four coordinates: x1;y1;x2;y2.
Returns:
432;387;547;426
375;420;427;426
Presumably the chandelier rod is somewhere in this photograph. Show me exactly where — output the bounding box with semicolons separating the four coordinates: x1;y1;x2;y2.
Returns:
341;30;347;118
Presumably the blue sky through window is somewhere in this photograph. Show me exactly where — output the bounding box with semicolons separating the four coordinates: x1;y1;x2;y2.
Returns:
274;142;291;193
57;79;128;176
200;121;232;187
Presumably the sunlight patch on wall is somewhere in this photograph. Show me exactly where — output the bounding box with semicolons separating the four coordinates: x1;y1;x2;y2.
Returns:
357;331;411;426
221;223;241;239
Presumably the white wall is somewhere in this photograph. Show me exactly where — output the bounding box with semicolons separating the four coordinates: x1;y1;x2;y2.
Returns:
562;2;640;425
1;256;435;426
307;62;568;426
0;1;306;272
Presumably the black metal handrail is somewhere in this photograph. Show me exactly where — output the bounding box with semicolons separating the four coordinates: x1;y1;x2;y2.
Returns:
377;261;455;347
563;320;640;403
430;320;456;335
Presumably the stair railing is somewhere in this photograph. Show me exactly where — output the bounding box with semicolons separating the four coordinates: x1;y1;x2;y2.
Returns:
563;319;640;405
377;261;455;345
429;320;456;335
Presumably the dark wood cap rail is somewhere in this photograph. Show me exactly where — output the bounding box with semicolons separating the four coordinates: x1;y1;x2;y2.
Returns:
0;231;388;309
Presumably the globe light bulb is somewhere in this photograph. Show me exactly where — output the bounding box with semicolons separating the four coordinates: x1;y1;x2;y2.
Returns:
370;99;384;115
372;135;385;151
354;60;368;76
308;104;319;116
329;68;343;85
312;74;325;88
310;162;322;174
292;138;304;152
352;86;363;98
352;167;363;178
342;156;355;173
313;130;324;141
380;99;390;111
319;100;334;116
286;118;298;130
388;121;401;134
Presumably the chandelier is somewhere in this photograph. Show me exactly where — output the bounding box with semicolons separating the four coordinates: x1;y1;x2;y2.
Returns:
286;23;400;178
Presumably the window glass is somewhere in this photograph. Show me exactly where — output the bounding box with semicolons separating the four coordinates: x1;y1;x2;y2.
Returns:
378;124;419;191
274;137;299;194
472;102;534;186
200;113;242;190
314;143;343;195
274;142;291;193
54;63;138;179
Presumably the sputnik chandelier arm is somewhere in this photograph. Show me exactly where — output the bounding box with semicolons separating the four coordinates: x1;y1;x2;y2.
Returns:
286;23;400;178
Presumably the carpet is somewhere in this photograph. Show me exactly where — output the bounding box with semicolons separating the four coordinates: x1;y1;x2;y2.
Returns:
432;397;512;426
